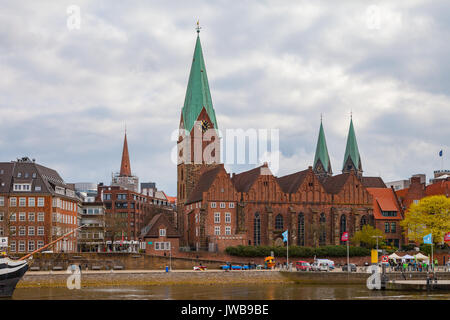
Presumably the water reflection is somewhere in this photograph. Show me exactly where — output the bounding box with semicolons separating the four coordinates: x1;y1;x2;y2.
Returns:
11;284;450;300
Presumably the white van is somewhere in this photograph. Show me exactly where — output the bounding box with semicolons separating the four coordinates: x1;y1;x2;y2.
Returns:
316;259;335;270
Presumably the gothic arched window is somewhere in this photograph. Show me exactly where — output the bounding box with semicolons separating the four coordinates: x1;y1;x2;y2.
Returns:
275;214;283;230
340;215;347;245
360;215;367;230
319;213;326;246
254;213;261;246
298;213;305;246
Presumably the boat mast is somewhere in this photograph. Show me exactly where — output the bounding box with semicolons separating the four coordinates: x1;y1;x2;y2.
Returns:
18;224;87;261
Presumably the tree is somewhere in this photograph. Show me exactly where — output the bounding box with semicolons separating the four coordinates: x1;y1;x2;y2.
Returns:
400;195;450;244
351;225;385;248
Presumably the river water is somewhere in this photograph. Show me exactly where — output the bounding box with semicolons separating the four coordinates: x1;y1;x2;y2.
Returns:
11;284;450;300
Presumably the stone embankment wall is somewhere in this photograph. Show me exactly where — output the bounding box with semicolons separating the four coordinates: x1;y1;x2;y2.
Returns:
18;270;287;288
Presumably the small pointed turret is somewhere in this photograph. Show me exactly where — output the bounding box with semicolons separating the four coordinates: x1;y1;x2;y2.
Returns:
342;117;362;176
120;131;131;177
313;118;332;177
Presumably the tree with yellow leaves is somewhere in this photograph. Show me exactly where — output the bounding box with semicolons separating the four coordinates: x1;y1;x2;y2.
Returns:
400;195;450;244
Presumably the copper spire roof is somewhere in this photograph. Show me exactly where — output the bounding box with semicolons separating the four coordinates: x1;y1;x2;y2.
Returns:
120;132;131;176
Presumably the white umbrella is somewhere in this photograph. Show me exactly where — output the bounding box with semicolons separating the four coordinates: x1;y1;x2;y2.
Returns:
402;254;414;260
414;253;429;261
388;253;402;259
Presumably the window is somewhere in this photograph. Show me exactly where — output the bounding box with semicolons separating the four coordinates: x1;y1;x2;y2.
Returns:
28;197;35;207
275;214;283;230
195;213;199;224
10;226;16;236
195;227;199;237
0;197;4;206
0;227;3;236
37;212;44;222
37;198;44;207
10;213;16;221
390;222;396;233
225;226;231;235
214;212;220;224
0;212;3;221
19;226;26;236
28;226;35;236
38;226;44;235
319;213;326;246
29;213;36;223
35;186;41;191
117;194;127;200
159;229;166;237
19;198;26;207
381;211;397;217
254;213;261;246
10;197;17;207
340;215;347;245
220;202;226;208
360;215;368;229
37;241;44;249
385;222;390;233
10;241;16;252
28;241;35;252
413;200;419;204
214;226;220;235
225;212;231;224
19;212;26;221
211;202;216;208
104;194;111;200
229;202;235;208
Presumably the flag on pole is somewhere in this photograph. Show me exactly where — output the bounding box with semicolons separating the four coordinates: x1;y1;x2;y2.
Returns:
444;232;450;242
423;233;432;244
439;150;443;157
282;230;288;242
341;232;349;242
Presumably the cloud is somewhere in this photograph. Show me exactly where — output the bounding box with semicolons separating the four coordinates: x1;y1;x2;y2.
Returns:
0;0;449;196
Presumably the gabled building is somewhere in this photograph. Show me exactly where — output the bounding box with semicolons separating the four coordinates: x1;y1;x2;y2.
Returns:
0;157;79;254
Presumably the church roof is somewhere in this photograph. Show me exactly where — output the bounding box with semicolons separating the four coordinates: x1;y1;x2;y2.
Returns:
181;34;218;133
361;176;386;188
342;118;362;171
231;165;268;193
313;121;332;174
120;132;131;176
277;169;309;193
319;173;350;194
185;165;223;204
366;188;403;220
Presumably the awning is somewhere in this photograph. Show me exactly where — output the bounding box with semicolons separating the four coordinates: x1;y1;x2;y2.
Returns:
414;253;429;261
388;253;402;259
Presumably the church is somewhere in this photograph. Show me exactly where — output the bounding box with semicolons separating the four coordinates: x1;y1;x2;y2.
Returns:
176;27;404;252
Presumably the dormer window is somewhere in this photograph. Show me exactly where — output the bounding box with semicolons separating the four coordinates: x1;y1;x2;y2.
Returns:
159;229;166;237
17;172;22;178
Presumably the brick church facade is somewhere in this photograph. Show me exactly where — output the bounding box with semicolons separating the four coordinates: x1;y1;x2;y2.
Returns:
177;28;403;252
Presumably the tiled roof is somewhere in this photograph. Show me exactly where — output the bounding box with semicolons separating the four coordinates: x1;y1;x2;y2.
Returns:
141;213;180;238
319;173;350;194
276;169;309;193
185;165;223;204
366;188;403;220
361;177;386;188
231;165;266;193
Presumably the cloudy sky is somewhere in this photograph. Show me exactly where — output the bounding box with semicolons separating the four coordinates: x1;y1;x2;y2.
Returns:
1;0;449;196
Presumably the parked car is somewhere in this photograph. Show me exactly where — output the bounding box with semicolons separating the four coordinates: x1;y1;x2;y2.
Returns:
342;263;357;272
193;265;207;271
316;259;335;270
310;262;329;271
295;261;311;271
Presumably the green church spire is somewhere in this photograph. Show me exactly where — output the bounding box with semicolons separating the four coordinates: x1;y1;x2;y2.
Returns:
181;29;218;133
342;117;362;175
313;118;332;176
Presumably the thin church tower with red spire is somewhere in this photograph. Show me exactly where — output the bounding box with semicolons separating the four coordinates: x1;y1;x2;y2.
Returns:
112;130;139;192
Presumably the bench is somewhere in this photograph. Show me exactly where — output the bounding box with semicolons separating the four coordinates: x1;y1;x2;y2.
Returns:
113;265;124;270
52;266;63;271
91;265;102;270
30;266;40;271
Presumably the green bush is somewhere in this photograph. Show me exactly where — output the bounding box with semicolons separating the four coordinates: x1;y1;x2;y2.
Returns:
224;245;370;258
